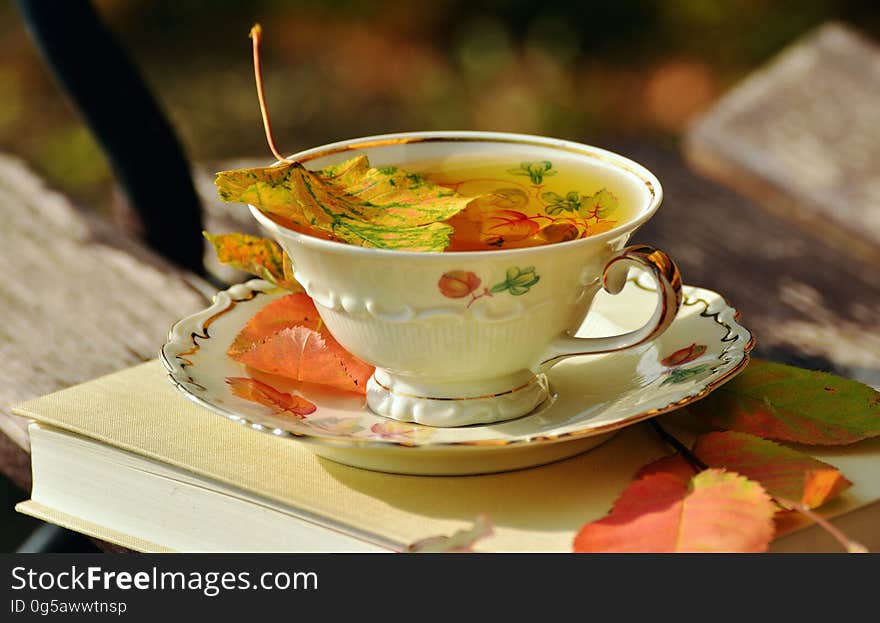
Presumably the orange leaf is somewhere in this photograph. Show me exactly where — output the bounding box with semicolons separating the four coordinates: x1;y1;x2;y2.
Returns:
693;431;852;509
229;293;322;357
635;453;697;483
573;469;776;553
226;377;316;417
228;293;374;394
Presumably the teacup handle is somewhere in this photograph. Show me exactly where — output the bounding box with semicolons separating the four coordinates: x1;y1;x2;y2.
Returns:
540;245;682;368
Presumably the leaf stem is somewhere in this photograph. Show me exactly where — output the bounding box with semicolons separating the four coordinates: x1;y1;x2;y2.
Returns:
775;497;868;553
647;419;706;472
250;24;290;163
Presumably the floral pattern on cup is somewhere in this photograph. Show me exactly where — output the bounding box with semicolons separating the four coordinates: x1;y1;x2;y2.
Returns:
436;159;621;250
506;160;556;185
310;416;365;435
370;421;435;443
661;364;711;387
438;270;490;308
489;266;540;296
438;270;482;299
542;191;585;215
661;343;708;367
439;266;540;307
659;343;712;387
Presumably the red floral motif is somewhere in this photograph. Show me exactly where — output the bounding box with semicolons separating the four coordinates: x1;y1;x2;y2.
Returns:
438;270;493;308
661;343;708;367
438;270;481;299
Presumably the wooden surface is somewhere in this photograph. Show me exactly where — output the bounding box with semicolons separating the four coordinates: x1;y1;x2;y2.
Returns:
685;23;880;266
0;152;211;495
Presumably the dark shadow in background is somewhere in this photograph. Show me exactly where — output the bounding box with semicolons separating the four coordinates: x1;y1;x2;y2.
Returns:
15;0;204;274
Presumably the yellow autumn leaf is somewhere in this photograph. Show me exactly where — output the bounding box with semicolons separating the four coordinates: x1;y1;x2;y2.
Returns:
215;155;474;252
204;231;301;291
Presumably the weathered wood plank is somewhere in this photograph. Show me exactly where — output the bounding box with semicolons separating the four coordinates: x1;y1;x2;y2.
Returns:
0;428;31;492
0;153;212;452
685;23;880;266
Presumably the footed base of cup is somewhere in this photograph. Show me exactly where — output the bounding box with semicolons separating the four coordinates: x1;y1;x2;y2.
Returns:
366;369;549;427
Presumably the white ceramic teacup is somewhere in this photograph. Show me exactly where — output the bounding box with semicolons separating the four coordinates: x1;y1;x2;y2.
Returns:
250;131;682;427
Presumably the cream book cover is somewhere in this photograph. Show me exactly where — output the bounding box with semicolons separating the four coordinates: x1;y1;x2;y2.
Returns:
13;360;880;552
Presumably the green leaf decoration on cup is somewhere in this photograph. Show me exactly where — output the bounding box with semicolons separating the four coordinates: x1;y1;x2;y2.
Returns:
581;188;618;222
541;190;583;215
490;266;540;296
506;161;557;185
660;364;711;387
438;266;540;305
540;188;619;219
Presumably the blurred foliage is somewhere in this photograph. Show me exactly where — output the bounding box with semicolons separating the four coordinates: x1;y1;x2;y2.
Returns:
1;0;878;213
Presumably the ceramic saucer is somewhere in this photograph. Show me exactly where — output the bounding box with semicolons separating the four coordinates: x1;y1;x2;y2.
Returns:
161;273;753;475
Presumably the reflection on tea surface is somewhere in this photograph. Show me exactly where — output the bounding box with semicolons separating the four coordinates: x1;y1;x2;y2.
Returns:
410;154;632;251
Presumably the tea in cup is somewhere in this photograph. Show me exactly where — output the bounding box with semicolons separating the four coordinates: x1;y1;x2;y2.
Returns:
250;131;681;427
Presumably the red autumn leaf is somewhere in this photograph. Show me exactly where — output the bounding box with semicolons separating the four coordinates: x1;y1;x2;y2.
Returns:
661;342;708;367
226;376;316;417
573;469;776;553
635;453;698;483
693;431;852;509
637;430;851;511
642;452;866;553
438;271;481;299
228;293;374;394
688;359;880;445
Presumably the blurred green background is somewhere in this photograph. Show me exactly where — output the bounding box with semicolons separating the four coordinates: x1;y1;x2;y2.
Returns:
2;0;879;216
1;0;879;551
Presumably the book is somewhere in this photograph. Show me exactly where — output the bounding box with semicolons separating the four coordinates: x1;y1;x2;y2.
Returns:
13;361;880;552
22;423;388;553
